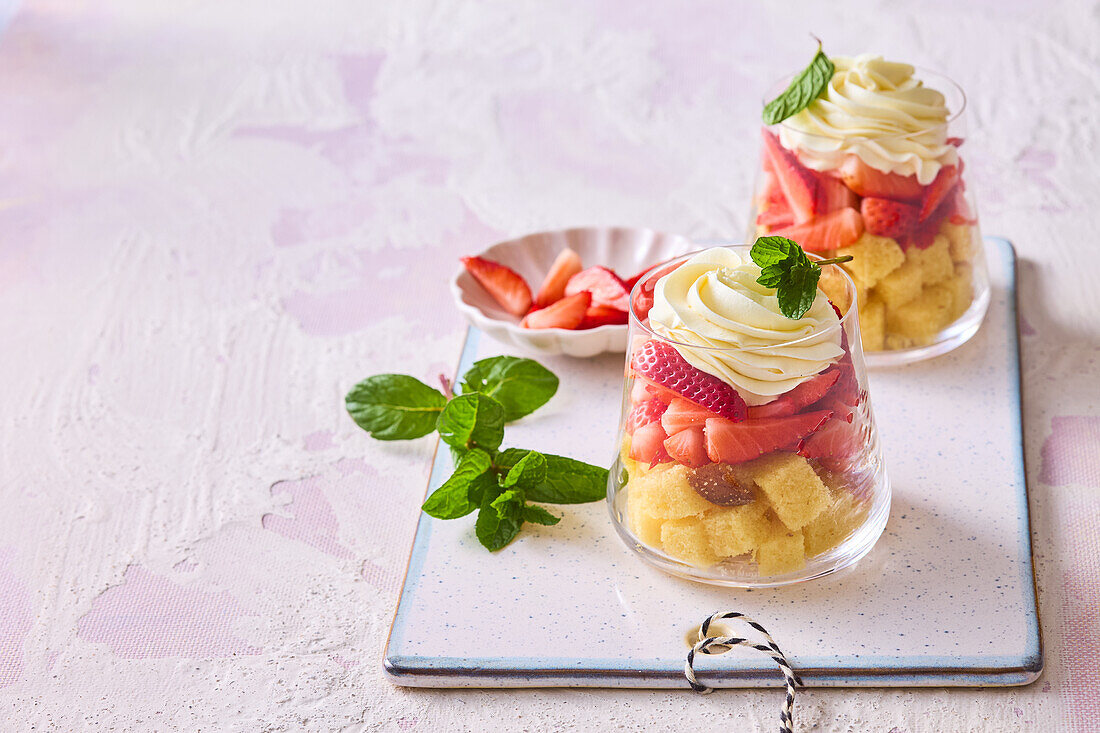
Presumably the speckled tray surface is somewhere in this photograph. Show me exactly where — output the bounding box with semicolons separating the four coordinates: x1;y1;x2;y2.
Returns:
385;237;1041;688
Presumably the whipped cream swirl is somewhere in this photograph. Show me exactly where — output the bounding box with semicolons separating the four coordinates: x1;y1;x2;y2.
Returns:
647;248;844;406
778;54;958;184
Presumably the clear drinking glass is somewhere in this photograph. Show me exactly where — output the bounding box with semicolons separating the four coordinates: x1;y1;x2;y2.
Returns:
606;246;890;587
749;70;990;366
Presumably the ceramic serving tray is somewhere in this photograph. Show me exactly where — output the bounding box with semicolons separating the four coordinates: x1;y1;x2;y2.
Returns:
384;237;1041;689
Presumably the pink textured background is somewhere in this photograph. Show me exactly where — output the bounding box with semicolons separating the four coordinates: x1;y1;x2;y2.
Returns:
0;0;1097;730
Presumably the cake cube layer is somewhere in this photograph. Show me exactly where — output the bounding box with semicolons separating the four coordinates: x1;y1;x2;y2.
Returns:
740;451;831;531
838;233;905;289
859;298;886;352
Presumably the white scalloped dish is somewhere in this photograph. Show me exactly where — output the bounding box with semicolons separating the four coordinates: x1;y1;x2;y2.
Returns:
451;227;694;357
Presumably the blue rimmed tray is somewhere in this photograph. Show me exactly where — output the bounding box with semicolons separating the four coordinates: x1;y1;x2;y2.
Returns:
384;237;1041;688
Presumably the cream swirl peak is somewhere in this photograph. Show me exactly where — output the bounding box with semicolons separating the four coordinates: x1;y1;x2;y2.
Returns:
647;248;844;406
778;54;958;184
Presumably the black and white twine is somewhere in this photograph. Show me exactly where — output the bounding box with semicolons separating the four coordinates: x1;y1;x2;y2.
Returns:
684;611;801;733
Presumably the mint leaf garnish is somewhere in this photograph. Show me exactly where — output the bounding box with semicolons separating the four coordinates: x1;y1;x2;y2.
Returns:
436;393;505;451
502;450;547;490
750;236;851;319
527;454;609;504
344;375;446;440
422;449;492;519
459;356;559;422
762;42;834;125
345;357;609;552
523;505;561;526
477;489;525;551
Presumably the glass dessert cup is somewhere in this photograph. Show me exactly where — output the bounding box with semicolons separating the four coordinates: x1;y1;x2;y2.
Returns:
606;247;890;587
749;70;990;366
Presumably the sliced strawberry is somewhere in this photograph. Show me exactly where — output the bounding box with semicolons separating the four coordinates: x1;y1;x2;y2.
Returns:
704;410;833;465
746;369;841;420
901;219;939;250
838;156;922;201
631;376;679;405
631;260;682;319
660;397;718;434
947;187;976;225
533;247;583;309
625;398;668;434
947;137;964;147
770;207;864;253
632;340;747;421
579;304;628;329
664;426;710;468
520;291;590;329
761;130;819;223
799;414;862;472
461;255;533;317
860;197;919;238
815;172;858;213
919;165;959;221
565;266;631;311
821;361;859;410
630;420;670;466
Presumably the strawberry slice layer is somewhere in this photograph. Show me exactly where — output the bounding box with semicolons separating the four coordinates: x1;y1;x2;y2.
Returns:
520;291;590;329
565;266;630;312
631;340;747;422
705;410;832;465
664;426;710;468
746;369;841;420
761;130;819;224
919;165;960;221
815;172;858;213
625;398;668;434
533;247;583;309
461;256;533;317
838;156;923;201
799;414;862;472
770;207;864;253
630;420;670;466
660;397;718;434
861;197;919;238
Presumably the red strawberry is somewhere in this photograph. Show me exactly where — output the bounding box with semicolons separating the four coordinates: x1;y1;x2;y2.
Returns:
947;137;964;147
746;369;841;420
919;165;959;221
625;398;668;434
838;156;923;201
520;291;590;329
461;256;533;317
565;266;631;311
860;197;919;238
660;397;718;434
901;219;939;250
815;172;858;213
822;361;859;410
704;410;833;465
761;130;819;223
630;260;681;319
947;187;976;225
664;427;710;468
770;207;864;253
799;414;862;472
579;304;629;329
756;171;796;230
533;247;583;309
630;421;670;466
631;340;747;421
631;377;679;405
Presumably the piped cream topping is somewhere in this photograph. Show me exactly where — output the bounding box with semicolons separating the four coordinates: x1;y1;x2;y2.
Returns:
778;54;958;184
647;248;844;406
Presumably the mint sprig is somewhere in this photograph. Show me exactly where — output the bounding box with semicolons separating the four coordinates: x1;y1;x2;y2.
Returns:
345;355;608;552
762;41;834;125
750;236;851;319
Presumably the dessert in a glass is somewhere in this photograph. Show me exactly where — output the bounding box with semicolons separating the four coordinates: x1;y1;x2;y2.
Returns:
607;243;889;586
751;52;989;364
